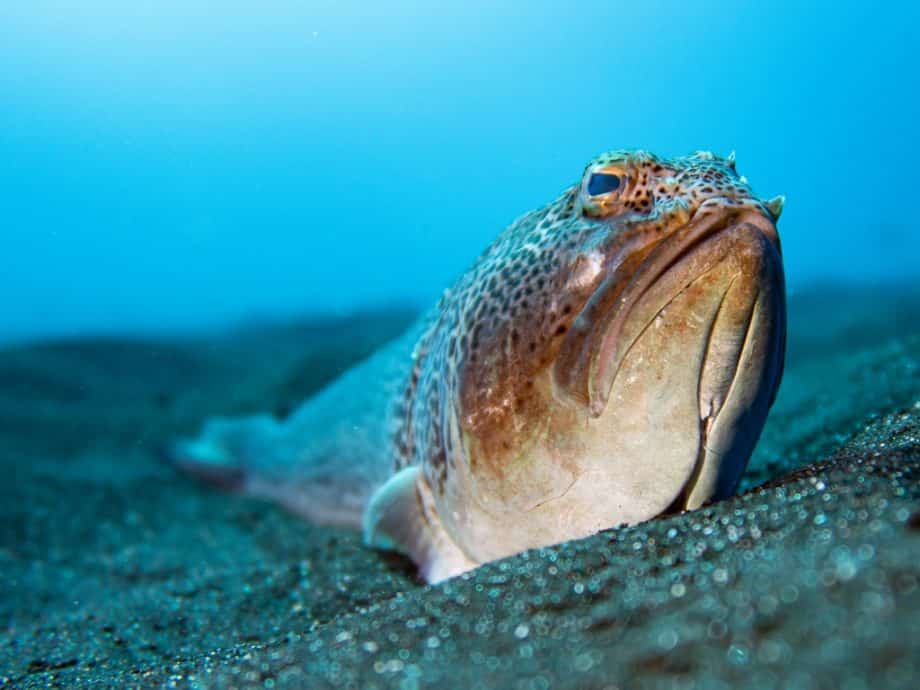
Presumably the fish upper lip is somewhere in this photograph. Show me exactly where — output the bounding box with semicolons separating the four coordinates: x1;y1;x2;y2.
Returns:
554;199;779;415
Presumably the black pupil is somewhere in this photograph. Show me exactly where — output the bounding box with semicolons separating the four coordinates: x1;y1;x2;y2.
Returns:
587;172;622;196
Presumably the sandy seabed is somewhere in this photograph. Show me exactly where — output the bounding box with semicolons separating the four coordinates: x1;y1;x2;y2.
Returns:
1;286;918;690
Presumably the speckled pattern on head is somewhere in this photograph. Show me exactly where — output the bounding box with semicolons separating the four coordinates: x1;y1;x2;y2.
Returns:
173;149;787;584
395;150;782;495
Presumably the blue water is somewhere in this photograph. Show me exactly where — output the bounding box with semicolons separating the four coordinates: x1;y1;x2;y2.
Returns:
1;1;917;344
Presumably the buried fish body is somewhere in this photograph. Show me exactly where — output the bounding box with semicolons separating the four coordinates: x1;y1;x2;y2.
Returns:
172;150;786;583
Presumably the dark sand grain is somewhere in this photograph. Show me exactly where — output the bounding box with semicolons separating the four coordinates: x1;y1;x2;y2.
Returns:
1;287;917;689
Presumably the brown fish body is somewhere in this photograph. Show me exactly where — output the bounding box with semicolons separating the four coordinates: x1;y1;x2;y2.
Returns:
173;150;786;584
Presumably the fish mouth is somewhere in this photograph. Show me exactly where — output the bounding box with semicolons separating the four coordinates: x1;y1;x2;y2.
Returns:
553;198;785;509
555;199;782;417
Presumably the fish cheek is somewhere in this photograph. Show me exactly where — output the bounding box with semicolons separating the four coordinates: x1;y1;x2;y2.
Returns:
455;344;581;511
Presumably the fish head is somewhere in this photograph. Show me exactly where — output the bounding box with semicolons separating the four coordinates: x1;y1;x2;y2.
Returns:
442;150;786;562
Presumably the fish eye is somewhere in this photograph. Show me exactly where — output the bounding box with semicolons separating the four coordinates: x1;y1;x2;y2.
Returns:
587;172;622;196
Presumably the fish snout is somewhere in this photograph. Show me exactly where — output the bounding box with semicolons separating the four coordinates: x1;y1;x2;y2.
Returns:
547;202;786;511
554;201;783;414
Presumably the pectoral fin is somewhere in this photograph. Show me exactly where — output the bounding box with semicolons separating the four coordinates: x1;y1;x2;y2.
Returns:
363;466;478;584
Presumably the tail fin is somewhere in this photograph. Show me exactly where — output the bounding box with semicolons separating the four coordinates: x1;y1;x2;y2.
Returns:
167;414;367;529
168;415;279;492
166;319;426;532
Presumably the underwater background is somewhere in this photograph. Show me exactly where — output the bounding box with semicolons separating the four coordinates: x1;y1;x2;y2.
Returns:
2;3;920;689
1;0;918;344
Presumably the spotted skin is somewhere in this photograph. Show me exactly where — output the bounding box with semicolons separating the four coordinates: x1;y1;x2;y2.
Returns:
397;150;778;498
173;149;786;584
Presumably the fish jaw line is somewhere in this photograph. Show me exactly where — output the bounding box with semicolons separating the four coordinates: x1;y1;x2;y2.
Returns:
685;229;786;505
571;221;783;525
578;200;781;418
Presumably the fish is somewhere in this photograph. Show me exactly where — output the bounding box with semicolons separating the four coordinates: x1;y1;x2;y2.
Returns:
171;150;787;584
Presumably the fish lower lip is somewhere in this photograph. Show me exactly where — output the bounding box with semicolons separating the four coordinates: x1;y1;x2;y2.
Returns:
554;205;780;415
